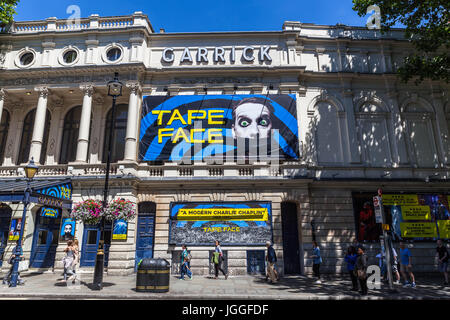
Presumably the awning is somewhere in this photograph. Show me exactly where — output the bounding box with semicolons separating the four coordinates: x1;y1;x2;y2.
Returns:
0;178;73;210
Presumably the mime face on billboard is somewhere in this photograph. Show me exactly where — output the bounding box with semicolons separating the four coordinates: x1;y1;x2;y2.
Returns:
232;99;273;139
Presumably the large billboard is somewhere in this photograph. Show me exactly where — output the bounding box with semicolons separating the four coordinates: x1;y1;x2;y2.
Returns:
353;193;450;241
139;95;299;162
168;202;272;246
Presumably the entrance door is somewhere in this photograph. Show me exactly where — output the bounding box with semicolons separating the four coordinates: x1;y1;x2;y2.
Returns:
0;206;12;267
135;202;156;271
80;223;112;267
281;202;301;274
30;214;61;269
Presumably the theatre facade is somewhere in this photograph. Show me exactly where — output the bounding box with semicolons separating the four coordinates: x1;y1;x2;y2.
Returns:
0;12;449;276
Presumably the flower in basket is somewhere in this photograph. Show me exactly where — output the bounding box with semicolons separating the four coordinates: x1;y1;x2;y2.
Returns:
70;199;105;225
104;199;137;222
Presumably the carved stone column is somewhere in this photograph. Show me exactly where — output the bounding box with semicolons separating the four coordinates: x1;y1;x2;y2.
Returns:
0;89;5;124
75;84;94;163
29;86;49;164
123;82;141;162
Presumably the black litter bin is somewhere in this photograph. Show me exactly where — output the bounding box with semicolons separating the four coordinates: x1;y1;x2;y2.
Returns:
136;258;170;293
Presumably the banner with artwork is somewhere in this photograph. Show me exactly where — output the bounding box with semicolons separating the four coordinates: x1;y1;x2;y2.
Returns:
169;202;272;245
353;193;450;241
8;218;21;241
112;219;128;240
139;95;299;162
60;218;76;241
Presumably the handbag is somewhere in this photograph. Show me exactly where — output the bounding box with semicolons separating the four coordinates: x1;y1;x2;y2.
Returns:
357;269;366;279
18;260;27;272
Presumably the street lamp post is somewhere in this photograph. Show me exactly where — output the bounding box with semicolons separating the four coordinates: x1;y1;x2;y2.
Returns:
9;158;38;287
92;73;123;290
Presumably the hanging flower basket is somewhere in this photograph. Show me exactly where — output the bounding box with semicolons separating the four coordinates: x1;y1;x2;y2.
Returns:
104;199;137;222
70;199;105;225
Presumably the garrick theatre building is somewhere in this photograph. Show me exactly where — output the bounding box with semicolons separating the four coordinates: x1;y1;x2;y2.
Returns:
0;12;449;277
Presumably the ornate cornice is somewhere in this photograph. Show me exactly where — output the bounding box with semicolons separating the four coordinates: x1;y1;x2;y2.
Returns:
79;83;95;97
34;86;49;98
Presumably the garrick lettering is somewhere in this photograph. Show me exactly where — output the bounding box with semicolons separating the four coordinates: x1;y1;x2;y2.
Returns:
162;46;272;64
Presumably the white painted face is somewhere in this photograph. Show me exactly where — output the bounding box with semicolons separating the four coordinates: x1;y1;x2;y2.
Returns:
232;103;272;139
64;224;72;234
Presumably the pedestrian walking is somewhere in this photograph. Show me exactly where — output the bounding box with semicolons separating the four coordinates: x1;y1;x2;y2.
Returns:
67;239;80;283
390;245;401;284
212;240;228;280
61;240;75;282
265;241;278;283
2;240;25;286
311;241;322;284
355;246;368;296
435;240;448;285
179;244;192;280
344;246;358;291
399;242;416;288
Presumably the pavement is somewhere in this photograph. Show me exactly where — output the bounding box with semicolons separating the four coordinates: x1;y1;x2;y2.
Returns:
0;272;448;300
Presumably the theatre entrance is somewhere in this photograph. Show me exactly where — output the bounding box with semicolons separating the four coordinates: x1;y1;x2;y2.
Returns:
281;202;301;274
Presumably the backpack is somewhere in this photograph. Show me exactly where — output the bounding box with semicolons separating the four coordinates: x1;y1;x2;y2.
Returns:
187;251;192;262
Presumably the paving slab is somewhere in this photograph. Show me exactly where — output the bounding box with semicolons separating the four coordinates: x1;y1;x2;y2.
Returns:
0;272;448;300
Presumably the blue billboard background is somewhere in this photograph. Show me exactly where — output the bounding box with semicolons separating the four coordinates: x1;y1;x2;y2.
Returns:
139;94;299;161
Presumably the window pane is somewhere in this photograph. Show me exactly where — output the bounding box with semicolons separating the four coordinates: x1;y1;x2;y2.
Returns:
87;230;98;244
51;229;59;245
18;109;51;165
38;230;48;245
103;104;128;163
60;106;82;164
0;110;10;163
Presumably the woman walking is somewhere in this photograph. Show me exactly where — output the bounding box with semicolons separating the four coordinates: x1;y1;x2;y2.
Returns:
212;240;228;280
61;240;75;282
68;239;80;283
344;246;358;291
311;241;322;284
355;246;368;296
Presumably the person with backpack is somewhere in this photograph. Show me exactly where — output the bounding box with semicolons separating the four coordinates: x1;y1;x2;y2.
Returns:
212;240;228;280
435;240;448;285
179;244;192;280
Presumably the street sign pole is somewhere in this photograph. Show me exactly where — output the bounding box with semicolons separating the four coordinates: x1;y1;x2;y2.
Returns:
374;189;397;293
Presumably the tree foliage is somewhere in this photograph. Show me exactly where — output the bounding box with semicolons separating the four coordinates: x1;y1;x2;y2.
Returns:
1;0;19;27
352;0;449;84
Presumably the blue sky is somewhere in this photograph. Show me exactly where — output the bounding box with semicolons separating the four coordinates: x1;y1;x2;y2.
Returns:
15;0;374;32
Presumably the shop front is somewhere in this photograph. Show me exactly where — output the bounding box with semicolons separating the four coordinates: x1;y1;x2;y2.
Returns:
0;179;73;271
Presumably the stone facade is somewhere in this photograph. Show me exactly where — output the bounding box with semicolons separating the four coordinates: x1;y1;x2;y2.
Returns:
0;13;449;277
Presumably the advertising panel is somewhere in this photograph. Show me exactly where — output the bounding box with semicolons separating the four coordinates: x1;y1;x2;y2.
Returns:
40;207;60;218
169;202;272;245
139;95;299;162
8;218;21;241
60;218;75;241
112;219;128;240
353;193;450;241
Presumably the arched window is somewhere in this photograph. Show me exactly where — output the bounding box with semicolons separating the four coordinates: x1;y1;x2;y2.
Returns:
102;104;128;163
0;110;10;164
402;102;439;168
308;101;344;165
60;106;82;164
17;109;51;165
355;101;392;167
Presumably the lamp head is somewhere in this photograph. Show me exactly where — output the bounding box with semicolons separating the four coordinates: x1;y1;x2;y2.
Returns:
25;158;38;179
107;72;123;97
